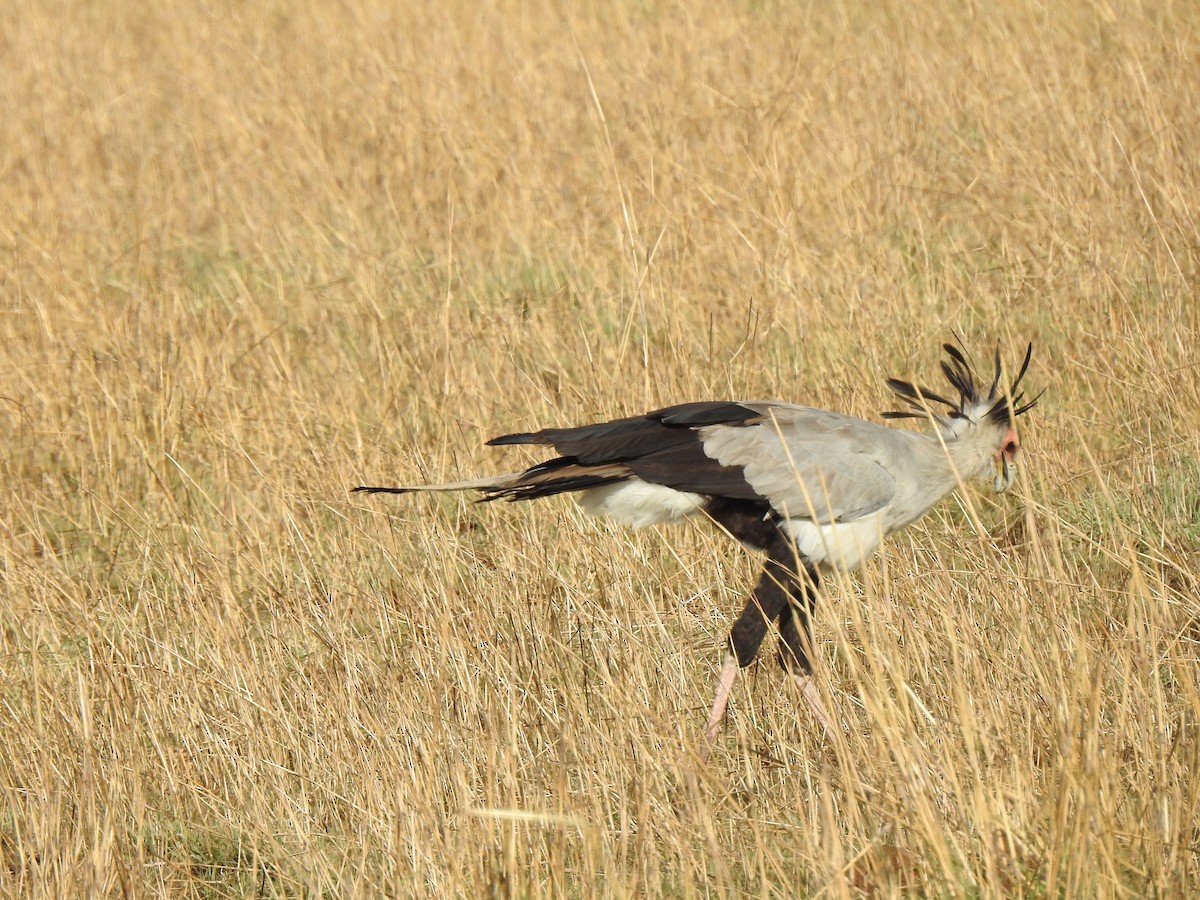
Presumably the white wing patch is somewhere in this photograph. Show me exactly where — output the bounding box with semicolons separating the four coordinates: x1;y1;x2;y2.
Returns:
579;479;707;528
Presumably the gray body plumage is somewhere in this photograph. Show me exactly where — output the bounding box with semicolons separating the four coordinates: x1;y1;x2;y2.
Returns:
366;400;1007;571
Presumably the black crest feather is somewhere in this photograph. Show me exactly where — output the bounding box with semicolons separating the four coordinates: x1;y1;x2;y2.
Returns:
884;342;1038;429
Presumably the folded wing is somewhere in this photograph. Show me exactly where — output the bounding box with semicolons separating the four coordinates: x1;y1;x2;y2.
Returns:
489;401;897;526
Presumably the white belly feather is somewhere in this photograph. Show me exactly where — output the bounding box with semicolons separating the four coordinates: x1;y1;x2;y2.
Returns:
579;479;707;528
782;513;886;571
579;478;889;570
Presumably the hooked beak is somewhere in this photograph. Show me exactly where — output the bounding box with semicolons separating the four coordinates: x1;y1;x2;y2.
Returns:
994;454;1015;493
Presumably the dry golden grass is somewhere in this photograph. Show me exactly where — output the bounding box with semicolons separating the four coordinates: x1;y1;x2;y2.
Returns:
2;0;1198;895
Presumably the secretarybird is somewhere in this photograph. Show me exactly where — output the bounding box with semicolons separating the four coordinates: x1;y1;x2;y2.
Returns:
355;343;1037;758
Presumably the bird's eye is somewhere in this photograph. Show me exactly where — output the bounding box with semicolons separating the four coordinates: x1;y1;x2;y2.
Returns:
1004;440;1018;454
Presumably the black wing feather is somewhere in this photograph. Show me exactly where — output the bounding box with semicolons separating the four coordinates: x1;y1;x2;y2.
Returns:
488;401;766;501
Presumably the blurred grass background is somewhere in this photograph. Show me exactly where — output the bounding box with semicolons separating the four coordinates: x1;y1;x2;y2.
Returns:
1;0;1198;895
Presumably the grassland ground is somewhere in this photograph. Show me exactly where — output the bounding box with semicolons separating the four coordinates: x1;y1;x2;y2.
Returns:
1;0;1198;895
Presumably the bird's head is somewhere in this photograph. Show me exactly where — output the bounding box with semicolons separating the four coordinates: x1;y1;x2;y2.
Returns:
883;343;1039;493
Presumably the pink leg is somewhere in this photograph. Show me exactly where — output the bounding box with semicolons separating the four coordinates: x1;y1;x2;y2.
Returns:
701;654;740;759
702;660;838;760
792;674;836;740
